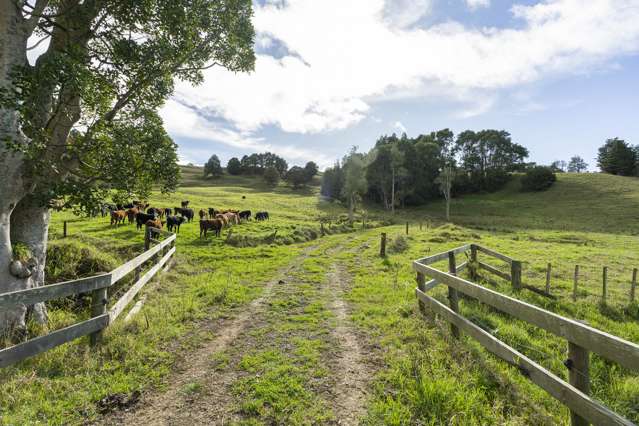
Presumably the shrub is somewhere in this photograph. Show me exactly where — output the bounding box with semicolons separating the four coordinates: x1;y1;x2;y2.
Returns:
46;241;119;283
520;166;557;191
597;138;636;176
389;235;409;253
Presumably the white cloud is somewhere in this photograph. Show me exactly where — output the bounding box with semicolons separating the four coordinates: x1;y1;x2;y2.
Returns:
171;0;639;140
383;0;433;28
465;0;490;10
159;99;333;167
394;121;407;133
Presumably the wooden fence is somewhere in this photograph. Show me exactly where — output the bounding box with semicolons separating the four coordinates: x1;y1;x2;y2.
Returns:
413;243;639;426
0;227;176;368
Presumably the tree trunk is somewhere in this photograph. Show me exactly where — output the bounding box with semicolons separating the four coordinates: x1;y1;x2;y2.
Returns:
445;196;450;222
391;168;395;215
0;4;43;335
10;196;50;324
348;194;354;222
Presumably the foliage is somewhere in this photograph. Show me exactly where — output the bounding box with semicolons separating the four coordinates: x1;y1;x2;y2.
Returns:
227;157;242;175
342;148;368;220
520;166;557;191
45;241;119;283
388;235;409;253
597;138;636;176
239;152;288;176
203;154;223;179
284;166;308;188
303;161;319;181
2;0;256;213
550;160;566;173
568;156;589;173
326;128;528;212
11;243;32;262
263;166;280;186
320;161;345;200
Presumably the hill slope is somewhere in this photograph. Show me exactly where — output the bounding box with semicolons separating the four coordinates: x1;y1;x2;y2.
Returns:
415;172;639;234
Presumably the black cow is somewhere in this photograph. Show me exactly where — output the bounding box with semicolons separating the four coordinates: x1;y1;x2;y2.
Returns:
181;200;190;208
136;212;157;230
208;207;218;218
255;211;269;221
239;210;251;221
180;208;195;222
147;207;161;216
167;215;186;233
164;207;172;216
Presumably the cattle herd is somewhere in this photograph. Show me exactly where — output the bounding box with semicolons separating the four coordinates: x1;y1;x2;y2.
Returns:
102;200;270;239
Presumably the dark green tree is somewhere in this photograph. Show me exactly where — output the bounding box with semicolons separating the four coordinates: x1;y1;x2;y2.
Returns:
285;166;308;188
227;157;242;175
320;161;344;200
597;138;635;175
0;0;255;332
304;161;319;181
204;155;223;178
567;156;588;173
263;166;280;186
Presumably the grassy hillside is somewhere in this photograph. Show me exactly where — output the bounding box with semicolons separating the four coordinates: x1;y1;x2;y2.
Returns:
415;172;639;234
1;170;638;425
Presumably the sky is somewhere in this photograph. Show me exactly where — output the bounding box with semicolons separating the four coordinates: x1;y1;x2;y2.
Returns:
28;0;639;170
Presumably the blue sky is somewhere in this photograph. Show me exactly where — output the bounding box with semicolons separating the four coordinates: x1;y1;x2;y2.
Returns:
158;0;639;170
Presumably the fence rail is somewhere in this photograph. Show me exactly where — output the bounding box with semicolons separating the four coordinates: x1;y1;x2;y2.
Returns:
0;227;176;368
413;243;639;426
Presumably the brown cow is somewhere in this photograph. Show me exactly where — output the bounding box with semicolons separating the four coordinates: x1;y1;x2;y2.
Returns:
200;219;223;238
145;218;163;239
215;213;228;226
199;209;207;220
224;212;239;225
126;207;139;224
110;210;126;226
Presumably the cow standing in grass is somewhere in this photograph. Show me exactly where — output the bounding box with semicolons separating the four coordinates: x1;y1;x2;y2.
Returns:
126;207;139;224
200;219;223;238
255;211;269;221
167;215;186;233
145;218;163;239
239;210;251;222
136;212;157;230
110;210;126;226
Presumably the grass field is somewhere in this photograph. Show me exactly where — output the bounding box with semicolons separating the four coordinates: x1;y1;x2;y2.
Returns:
0;168;638;425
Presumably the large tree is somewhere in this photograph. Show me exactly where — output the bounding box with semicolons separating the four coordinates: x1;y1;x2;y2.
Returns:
567;156;588;173
203;154;223;178
597;138;635;176
342;148;367;222
0;0;255;334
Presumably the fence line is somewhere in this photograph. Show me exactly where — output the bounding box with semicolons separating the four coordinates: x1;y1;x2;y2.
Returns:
413;243;639;426
0;227;176;368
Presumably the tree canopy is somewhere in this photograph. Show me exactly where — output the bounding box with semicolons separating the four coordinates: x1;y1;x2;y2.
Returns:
204;154;223;178
597;138;636;176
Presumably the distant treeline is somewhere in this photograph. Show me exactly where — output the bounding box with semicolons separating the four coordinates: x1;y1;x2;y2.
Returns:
321;129;530;212
203;152;318;188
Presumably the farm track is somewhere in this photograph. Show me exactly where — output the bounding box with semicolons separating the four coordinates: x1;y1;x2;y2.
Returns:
103;237;374;425
323;262;372;425
102;243;320;425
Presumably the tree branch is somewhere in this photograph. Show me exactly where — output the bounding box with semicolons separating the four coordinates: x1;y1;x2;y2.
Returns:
23;0;49;35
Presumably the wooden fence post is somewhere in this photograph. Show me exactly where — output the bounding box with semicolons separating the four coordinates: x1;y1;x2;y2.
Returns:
448;251;460;339
320;222;325;236
511;260;522;290
144;227;151;251
567;341;590;426
63;221;67;238
406;222;409;235
417;272;426;315
380;233;387;257
419;222;422;231
470;244;478;281
546;262;552;294
573;265;579;302
89;287;107;346
631;268;637;303
602;266;608;304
